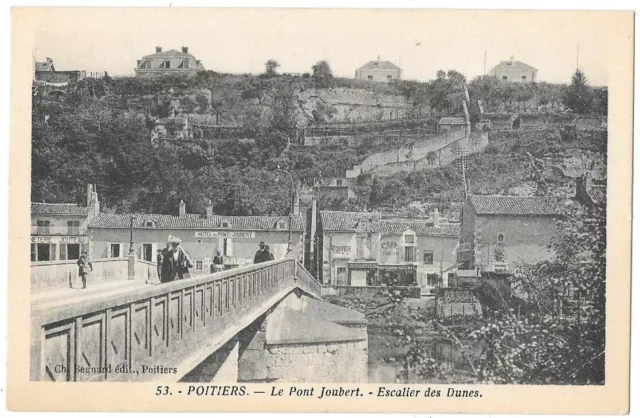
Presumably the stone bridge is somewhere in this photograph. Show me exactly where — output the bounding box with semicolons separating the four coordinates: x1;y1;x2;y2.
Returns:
31;258;368;383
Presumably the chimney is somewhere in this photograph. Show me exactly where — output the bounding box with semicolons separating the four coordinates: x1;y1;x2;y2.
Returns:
155;46;162;53
433;208;440;227
179;200;186;217
86;184;94;206
182;46;189;54
205;199;213;218
293;192;300;216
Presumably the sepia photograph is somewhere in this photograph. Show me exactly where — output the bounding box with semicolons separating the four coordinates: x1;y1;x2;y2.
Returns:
7;5;633;414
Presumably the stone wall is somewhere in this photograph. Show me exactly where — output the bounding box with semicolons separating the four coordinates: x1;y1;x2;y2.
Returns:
298;88;411;124
31;257;131;291
35;70;85;84
361;128;466;172
31;257;157;291
321;285;421;299
265;340;368;383
236;292;369;383
436;288;483;318
370;131;489;177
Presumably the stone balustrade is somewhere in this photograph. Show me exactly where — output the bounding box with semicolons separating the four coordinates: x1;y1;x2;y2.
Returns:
31;258;130;291
31;258;310;382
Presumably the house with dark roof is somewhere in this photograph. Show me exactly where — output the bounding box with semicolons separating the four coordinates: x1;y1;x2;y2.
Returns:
489;57;538;83
31;184;100;262
377;212;460;290
354;57;402;82
135;46;204;78
458;195;563;272
35;57;55;72
316;209;460;291
88;198;304;273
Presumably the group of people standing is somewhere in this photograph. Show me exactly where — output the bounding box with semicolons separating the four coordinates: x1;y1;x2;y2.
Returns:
152;239;277;283
156;235;195;283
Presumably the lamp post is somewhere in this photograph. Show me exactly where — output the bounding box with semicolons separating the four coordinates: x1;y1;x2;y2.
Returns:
129;215;135;254
275;165;294;255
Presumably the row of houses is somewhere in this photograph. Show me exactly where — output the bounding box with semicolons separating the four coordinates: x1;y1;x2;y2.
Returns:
31;185;304;274
32;173;604;294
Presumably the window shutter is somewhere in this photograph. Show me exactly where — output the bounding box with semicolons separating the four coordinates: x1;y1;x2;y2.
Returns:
227;239;233;257
121;243;127;257
50;244;57;261
60;244;67;261
218;238;224;255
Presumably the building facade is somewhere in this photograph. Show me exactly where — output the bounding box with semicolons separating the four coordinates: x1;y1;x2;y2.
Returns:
377;218;459;289
31;184;100;262
354;58;402;82
317;210;459;290
489;57;538;83
88;200;304;274
135;46;204;78
458;195;562;272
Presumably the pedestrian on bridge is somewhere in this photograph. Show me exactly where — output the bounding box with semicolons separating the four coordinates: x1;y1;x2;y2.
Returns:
77;251;93;289
161;235;194;282
212;250;224;273
156;249;164;280
253;241;269;264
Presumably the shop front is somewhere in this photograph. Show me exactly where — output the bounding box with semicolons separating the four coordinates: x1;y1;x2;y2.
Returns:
348;261;378;286
379;264;418;286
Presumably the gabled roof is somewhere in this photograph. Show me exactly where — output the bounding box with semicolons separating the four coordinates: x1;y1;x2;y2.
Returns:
319;211;381;232
357;60;401;71
377;220;459;237
89;213;304;231
141;49;196;61
35;61;54;72
469;195;562;216
490;60;537;73
31;203;89;216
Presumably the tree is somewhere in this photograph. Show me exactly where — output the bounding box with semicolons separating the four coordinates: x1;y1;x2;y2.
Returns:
269;83;297;134
563;69;594;114
311;60;334;88
311;100;337;126
195;94;210;112
264;59;280;77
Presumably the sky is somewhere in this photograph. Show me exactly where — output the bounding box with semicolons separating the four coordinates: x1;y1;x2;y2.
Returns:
31;8;618;86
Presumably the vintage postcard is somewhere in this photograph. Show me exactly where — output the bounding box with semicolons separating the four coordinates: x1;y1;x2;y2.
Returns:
7;7;633;413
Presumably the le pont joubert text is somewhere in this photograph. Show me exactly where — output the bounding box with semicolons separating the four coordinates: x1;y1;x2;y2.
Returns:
272;386;363;399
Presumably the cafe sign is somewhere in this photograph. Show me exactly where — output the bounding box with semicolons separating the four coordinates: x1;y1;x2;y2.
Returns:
195;231;256;239
381;241;399;256
31;236;88;244
331;245;351;254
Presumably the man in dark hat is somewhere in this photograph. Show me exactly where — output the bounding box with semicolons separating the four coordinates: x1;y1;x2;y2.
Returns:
77;251;93;289
253;241;269;264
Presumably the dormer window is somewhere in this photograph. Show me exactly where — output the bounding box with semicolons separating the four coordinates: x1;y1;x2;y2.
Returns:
404;234;415;245
219;221;230;228
144;220;156;228
276;220;287;230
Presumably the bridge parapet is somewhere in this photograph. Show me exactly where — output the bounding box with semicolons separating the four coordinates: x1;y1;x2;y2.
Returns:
31;258;317;382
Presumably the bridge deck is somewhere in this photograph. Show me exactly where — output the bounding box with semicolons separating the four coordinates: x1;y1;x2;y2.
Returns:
31;258;322;382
